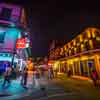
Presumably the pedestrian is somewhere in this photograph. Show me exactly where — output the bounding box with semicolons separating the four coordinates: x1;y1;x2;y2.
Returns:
54;69;58;78
41;68;44;77
48;68;51;79
34;69;40;88
91;69;99;88
2;66;12;87
21;67;28;87
48;67;54;80
67;70;71;78
51;67;54;79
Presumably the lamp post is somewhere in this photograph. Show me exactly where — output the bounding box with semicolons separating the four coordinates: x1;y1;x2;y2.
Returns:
11;44;16;67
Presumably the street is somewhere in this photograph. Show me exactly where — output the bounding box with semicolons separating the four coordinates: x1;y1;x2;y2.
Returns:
31;74;100;100
0;1;99;100
0;73;100;100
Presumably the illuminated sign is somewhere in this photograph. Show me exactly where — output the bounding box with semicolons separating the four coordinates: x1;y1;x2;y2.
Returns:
16;38;26;48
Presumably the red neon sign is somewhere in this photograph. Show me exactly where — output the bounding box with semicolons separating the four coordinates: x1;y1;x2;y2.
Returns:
16;38;26;48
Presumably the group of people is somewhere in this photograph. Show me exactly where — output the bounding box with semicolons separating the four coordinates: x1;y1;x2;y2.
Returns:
33;67;55;80
2;64;100;89
2;66;55;88
2;65;28;88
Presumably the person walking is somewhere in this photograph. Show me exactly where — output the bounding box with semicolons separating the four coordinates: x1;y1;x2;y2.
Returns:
51;67;54;79
33;69;40;88
21;67;28;88
48;68;51;79
48;67;54;80
2;66;12;87
91;69;99;88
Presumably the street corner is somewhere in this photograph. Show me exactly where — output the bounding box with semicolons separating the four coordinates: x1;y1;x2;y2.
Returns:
0;80;36;100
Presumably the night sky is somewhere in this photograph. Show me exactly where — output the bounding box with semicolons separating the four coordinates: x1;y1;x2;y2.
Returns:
1;0;100;57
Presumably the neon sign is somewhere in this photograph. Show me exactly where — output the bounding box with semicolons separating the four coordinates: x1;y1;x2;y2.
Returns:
16;38;26;48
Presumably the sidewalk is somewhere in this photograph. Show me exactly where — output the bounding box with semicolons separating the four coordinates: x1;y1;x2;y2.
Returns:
57;73;92;83
55;73;93;88
0;77;40;100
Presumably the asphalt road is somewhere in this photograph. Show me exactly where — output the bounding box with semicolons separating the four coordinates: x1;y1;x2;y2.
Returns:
30;76;100;100
1;74;100;100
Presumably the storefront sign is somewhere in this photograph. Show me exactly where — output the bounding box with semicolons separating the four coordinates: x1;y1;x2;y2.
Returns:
16;38;26;48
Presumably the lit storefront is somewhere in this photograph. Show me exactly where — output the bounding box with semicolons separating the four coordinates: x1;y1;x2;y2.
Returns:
0;3;31;72
49;27;100;78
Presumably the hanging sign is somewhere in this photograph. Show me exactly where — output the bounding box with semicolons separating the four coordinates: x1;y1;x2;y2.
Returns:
16;38;26;48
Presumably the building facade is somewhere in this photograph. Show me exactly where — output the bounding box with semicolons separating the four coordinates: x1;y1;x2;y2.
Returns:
0;3;31;71
48;27;100;78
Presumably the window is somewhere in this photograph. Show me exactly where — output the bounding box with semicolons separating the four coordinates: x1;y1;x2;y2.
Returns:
69;49;72;56
83;32;88;39
88;59;96;77
84;41;90;51
74;62;80;75
76;36;80;44
93;39;100;49
74;47;77;54
73;40;76;46
60;48;64;56
0;32;6;43
76;37;81;53
71;48;74;55
95;30;100;37
64;45;67;51
91;30;100;39
76;45;81;53
81;44;85;52
70;41;73;47
0;8;12;21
